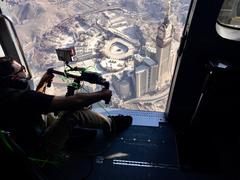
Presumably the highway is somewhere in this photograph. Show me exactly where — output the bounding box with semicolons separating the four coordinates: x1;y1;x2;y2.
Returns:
124;85;170;104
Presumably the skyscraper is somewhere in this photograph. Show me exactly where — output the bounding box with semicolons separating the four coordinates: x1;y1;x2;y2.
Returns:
119;80;131;99
156;0;174;88
143;45;157;60
112;72;132;100
144;57;158;91
135;64;149;98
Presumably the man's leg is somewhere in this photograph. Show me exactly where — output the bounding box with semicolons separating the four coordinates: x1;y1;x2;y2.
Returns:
66;110;132;137
42;110;111;153
71;109;112;131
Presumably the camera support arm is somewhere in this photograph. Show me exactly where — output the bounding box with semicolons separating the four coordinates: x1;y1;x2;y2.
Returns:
47;68;109;89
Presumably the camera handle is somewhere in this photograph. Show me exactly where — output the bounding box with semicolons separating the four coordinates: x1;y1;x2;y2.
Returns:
65;77;81;97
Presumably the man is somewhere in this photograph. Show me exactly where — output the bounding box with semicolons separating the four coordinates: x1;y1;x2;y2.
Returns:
0;57;132;156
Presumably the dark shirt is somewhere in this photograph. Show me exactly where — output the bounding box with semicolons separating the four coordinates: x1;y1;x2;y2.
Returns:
0;88;54;154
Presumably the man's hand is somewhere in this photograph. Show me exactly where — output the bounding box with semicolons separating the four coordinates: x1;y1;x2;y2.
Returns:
101;88;112;104
36;72;54;92
39;72;54;85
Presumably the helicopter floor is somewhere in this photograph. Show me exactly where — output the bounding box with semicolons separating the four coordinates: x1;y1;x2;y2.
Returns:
42;122;226;180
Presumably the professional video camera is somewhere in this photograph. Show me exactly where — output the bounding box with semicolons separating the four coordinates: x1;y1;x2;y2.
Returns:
47;46;110;104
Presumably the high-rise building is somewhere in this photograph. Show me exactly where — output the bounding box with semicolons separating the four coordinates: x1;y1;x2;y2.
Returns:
133;54;145;65
144;57;158;91
135;64;149;97
112;75;120;94
112;73;132;100
119;80;131;99
155;1;174;88
143;46;157;60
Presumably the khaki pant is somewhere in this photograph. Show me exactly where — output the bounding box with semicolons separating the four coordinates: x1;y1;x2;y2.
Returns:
42;110;111;153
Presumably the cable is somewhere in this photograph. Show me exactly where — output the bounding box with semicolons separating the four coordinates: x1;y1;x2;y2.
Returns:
0;130;64;179
84;66;97;72
0;130;14;152
28;157;60;168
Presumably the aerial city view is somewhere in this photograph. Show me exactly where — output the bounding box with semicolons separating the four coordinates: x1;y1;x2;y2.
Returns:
5;0;190;112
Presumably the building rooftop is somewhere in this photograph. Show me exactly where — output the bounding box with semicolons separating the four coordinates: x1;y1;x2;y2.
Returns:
135;64;149;73
144;56;157;66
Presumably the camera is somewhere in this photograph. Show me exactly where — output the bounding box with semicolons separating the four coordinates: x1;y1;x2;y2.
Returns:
49;46;110;103
52;46;109;90
56;46;76;62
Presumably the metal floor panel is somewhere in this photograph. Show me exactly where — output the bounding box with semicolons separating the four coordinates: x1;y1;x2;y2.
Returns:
43;123;227;180
43;123;180;180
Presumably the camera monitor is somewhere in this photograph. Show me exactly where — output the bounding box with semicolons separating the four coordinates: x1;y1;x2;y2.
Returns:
56;47;76;62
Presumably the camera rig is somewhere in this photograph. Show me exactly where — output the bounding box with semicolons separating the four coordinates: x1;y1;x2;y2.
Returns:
47;47;110;104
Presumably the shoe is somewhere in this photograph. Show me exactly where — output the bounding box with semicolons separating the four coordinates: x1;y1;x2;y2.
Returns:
106;115;132;137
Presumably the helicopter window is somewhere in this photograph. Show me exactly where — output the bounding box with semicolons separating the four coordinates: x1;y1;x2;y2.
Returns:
218;0;239;27
3;0;191;113
216;0;240;41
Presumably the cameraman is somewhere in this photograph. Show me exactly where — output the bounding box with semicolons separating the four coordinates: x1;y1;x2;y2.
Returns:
0;57;132;156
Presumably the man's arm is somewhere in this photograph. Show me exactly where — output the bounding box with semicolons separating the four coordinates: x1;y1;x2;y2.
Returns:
34;72;112;112
49;89;112;112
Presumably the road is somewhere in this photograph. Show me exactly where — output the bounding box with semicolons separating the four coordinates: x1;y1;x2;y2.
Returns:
124;85;170;104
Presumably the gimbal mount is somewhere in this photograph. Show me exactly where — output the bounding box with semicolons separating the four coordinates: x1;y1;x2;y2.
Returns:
46;47;110;104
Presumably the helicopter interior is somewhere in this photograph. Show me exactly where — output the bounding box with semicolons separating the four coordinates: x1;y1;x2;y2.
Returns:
1;0;240;179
